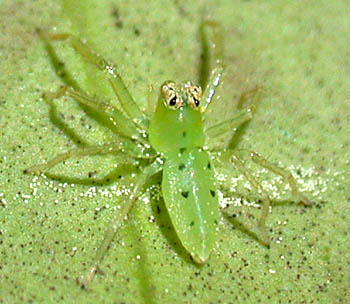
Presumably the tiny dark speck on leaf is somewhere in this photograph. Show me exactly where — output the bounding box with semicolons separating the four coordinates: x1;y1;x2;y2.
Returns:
134;27;140;36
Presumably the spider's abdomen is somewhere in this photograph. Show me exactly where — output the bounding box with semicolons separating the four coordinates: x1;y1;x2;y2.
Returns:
161;148;219;263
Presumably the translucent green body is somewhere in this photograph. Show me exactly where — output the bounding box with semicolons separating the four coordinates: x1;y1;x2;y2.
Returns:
149;94;219;263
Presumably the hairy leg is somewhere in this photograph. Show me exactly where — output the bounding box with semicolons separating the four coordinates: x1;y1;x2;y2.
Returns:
24;143;136;174
230;153;271;245
199;20;225;115
46;86;148;144
215;149;311;245
39;31;148;129
204;104;255;147
249;151;311;206
78;159;162;288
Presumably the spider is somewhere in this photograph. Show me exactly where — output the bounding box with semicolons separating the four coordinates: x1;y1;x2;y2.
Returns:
25;21;311;287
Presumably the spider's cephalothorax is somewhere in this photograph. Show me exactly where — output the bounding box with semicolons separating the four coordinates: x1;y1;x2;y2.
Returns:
148;81;205;153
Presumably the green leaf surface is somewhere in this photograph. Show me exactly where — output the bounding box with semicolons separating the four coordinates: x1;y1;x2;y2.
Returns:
1;1;349;303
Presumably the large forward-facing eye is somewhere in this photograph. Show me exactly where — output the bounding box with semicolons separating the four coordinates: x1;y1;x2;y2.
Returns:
161;81;184;109
187;85;202;110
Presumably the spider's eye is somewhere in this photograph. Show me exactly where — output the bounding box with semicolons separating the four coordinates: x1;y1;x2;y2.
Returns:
187;85;202;110
169;96;177;106
161;81;184;109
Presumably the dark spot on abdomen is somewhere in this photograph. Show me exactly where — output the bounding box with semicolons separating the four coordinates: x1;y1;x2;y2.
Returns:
181;191;189;198
178;163;185;171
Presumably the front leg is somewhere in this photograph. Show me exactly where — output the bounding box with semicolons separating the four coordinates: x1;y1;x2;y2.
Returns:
199;20;225;115
46;86;147;144
38;31;148;129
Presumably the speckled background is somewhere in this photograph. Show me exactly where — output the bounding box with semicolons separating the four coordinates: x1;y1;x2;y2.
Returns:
0;1;349;303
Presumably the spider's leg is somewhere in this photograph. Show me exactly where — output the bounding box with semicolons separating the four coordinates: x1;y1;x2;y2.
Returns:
204;86;264;150
198;21;264;147
228;153;271;246
249;151;312;206
47;86;148;144
145;84;158;119
40;32;148;129
199;20;225;114
214;151;271;245
24;141;144;174
204;104;255;149
79;159;162;288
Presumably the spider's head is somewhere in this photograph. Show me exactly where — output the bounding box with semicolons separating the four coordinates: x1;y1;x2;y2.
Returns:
148;80;205;153
161;81;202;111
